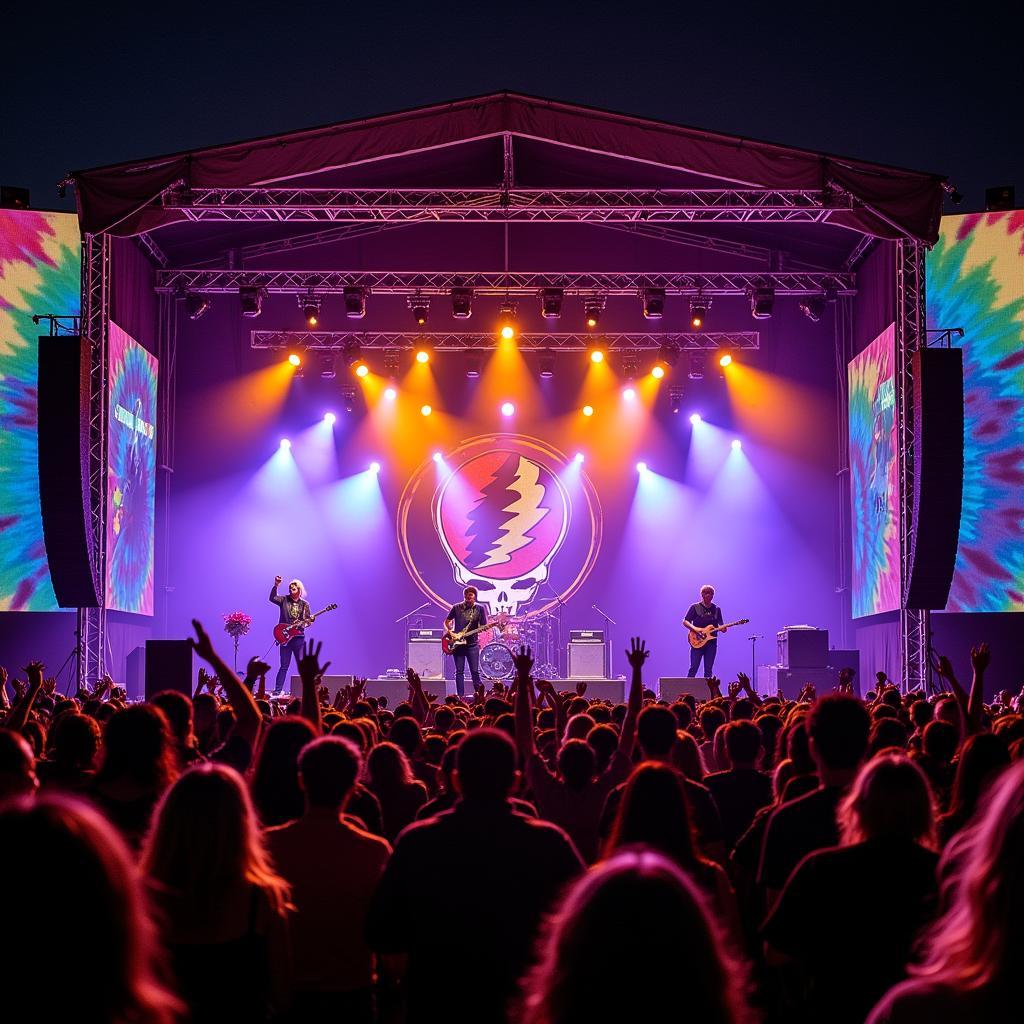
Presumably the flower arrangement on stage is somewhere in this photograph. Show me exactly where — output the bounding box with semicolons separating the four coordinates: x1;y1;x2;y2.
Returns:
223;612;252;670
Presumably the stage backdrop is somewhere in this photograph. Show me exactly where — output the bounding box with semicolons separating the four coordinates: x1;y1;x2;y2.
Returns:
105;322;157;615
0;209;80;611
849;323;900;619
926;211;1024;613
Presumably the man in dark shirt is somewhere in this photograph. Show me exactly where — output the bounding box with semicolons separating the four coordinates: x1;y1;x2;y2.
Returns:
444;586;492;696
270;575;313;694
367;729;583;1024
683;584;726;677
705;720;774;851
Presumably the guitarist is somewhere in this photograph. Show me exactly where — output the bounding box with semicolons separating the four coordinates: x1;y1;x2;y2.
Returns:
270;575;314;694
683;584;728;678
444;586;492;697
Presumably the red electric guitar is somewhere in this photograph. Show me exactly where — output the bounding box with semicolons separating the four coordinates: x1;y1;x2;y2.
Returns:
273;603;337;645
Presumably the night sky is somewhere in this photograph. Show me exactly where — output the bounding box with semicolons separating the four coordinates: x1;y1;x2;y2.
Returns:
4;3;1020;214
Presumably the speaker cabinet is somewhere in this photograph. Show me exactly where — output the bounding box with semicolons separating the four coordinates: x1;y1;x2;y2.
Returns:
658;677;712;701
568;639;606;678
906;348;964;609
366;677;414;708
126;645;146;701
288;673;353;701
557;679;624;703
408;629;444;679
37;336;100;607
144;639;194;699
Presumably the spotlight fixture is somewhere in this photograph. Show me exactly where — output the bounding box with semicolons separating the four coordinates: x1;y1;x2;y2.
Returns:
689;294;710;329
799;296;827;323
719;352;733;368
500;402;516;417
748;284;775;320
586;338;607;364
420;404;432;417
689;412;702;425
582;405;595;417
239;285;264;318
731;438;742;450
642;287;666;320
343;286;366;319
414;341;433;364
346;344;368;378
280;438;291;450
299;292;321;327
622;387;636;401
538;353;555;379
369;461;381;474
651;365;666;380
688;351;707;381
451;285;473;319
432;451;443;463
654;341;680;378
574;452;585;464
541;288;564;319
286;342;305;368
408;295;429;327
186;294;211;321
383;348;401;377
341;387;356;413
318;353;337;380
669;386;684;414
465;352;484;379
383;386;397;401
497;303;517;341
584;297;605;329
636;461;648;474
324;412;336;425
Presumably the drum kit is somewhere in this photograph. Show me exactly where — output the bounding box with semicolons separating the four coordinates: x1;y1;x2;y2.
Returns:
481;611;560;680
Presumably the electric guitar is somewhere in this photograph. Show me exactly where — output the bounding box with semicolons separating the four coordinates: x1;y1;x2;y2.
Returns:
441;613;509;655
273;603;337;645
685;618;749;650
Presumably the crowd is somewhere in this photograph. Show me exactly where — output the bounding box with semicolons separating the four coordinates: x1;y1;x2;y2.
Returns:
1;622;1022;1023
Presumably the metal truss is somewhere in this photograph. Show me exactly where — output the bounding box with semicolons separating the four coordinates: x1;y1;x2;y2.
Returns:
137;231;170;268
250;330;760;352
78;232;110;690
895;239;929;694
159;268;854;297
162;186;853;224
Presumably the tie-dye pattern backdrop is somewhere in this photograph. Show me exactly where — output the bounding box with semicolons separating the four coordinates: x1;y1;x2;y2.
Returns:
106;322;157;615
927;212;1024;613
849;324;901;619
0;210;80;611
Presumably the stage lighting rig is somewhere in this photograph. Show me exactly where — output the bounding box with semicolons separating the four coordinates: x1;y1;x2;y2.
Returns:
414;340;434;364
748;284;774;320
584;297;605;329
408;295;429;327
654;342;680;378
688;352;707;381
186;293;211;321
318;353;337;380
586;338;607;364
239;285;264;318
383;348;401;377
343;286;367;319
538;353;555;379
465;352;483;379
669;386;684;414
541;289;564;319
799;295;827;323
346;344;369;378
642;288;666;320
299;292;321;327
451;285;473;319
497;303;517;340
286;341;305;369
622;354;640;381
689;294;710;329
341;387;356;413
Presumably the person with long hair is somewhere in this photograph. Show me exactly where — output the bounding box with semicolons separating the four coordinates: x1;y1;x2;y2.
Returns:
365;740;427;842
141;762;291;1022
37;710;100;792
250;716;317;827
764;753;939;1024
0;794;181;1024
519;850;752;1024
869;758;1024;1022
935;732;1010;846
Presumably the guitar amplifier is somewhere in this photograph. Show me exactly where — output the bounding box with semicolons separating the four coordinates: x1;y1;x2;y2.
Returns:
408;628;444;680
289;673;354;700
568;630;606;678
777;626;829;668
658;677;711;701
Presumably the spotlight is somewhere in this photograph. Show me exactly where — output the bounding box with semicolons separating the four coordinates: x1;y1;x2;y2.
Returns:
451;285;473;319
584;297;604;329
354;363;369;378
346;344;368;377
343;286;366;319
586;339;607;364
719;352;733;368
369;461;381;474
636;461;648;473
538;353;555;379
300;293;321;327
688;352;707;381
642;287;666;319
541;289;563;319
465;352;484;379
286;342;305;368
324;412;336;425
414;341;433;364
669;386;684;414
432;451;443;463
731;438;742;450
280;438;291;450
409;295;429;327
799;296;827;323
623;387;636;401
497;303;517;340
420;404;432;417
689;294;710;329
582;405;594;417
383;386;397;401
341;387;356;413
318;353;337;380
239;286;264;318
689;412;702;425
651;365;665;380
748;284;775;320
500;401;515;417
654;342;680;378
574;452;585;463
186;294;211;321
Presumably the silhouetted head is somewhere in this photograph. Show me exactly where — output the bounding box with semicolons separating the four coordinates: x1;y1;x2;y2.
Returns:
455;728;518;800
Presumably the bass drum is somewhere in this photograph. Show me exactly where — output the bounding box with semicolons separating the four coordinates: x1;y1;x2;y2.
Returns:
480;642;515;681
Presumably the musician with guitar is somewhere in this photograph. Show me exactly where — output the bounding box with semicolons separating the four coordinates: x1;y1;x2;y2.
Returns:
270;576;315;694
683;584;738;678
443;586;494;697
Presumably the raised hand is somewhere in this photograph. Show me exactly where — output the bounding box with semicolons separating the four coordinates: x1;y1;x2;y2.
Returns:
625;637;650;670
23;662;44;687
728;680;741;699
707;676;722;697
274;575;283;586
245;656;272;683
424;691;439;704
737;671;753;692
970;642;991;673
512;645;534;680
575;680;588;697
190;620;217;663
929;651;955;681
473;682;485;704
317;683;329;704
297;640;330;684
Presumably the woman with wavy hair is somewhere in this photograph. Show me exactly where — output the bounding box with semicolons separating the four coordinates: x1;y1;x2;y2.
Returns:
142;762;291;1022
366;740;427;842
0;794;181;1023
520;850;752;1024
869;758;1024;1022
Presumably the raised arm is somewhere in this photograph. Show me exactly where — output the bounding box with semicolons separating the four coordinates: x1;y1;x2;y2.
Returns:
968;643;989;730
5;662;44;734
513;645;536;760
190;620;263;749
297;640;329;735
406;669;429;723
269;574;284;605
619;637;647;757
737;671;763;705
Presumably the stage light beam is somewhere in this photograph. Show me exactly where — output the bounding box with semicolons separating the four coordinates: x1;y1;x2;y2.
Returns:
420;404;432;417
732;438;742;450
719;353;733;367
280;438;292;450
383;387;397;401
623;387;636;401
574;452;585;463
324;412;336;425
690;412;702;425
582;404;595;417
651;365;665;380
636;461;648;473
501;401;515;417
369;461;381;474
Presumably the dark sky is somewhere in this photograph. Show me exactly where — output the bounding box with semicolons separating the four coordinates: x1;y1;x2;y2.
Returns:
4;2;1021;214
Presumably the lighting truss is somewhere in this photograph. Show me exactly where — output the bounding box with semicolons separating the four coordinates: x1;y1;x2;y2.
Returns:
160;269;854;297
251;331;761;352
162;186;853;224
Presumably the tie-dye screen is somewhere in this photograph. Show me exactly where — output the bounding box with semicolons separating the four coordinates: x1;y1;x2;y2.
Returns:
0;210;81;611
927;212;1024;613
106;323;157;616
849;324;901;619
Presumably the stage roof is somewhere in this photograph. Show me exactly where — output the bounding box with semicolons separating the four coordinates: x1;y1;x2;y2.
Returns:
70;91;948;260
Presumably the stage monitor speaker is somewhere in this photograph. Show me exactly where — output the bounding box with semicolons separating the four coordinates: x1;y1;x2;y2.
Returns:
144;639;193;700
758;665;834;700
777;627;829;668
126;645;146;701
37;335;100;608
659;677;711;701
906;348;964;609
289;673;353;701
366;677;414;708
558;679;623;703
568;635;606;678
408;629;444;680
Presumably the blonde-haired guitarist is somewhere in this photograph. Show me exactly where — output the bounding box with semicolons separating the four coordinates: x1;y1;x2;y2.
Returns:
683;584;728;678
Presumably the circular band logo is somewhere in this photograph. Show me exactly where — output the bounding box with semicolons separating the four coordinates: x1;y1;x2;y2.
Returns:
397;434;602;616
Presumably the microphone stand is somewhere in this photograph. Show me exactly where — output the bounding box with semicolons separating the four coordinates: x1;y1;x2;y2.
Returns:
592;604;617;679
397;602;433;673
748;634;764;687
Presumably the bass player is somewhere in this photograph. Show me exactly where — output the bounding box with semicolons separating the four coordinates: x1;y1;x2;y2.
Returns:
444;586;494;697
683;584;728;678
270;575;315;694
